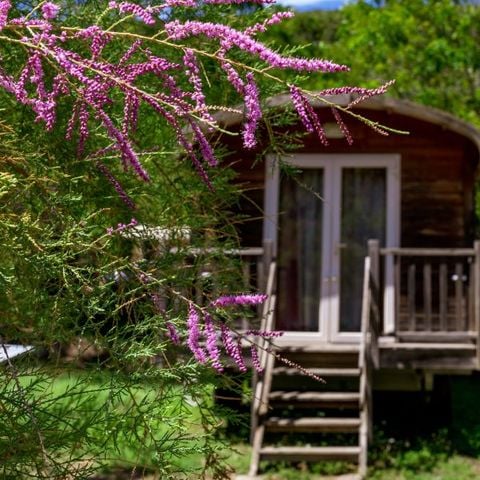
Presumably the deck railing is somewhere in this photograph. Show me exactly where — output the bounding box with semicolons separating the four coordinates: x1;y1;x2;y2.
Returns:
177;245;267;330
368;241;480;352
378;242;480;341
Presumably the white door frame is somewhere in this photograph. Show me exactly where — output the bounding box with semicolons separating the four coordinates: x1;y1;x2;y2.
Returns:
264;153;401;343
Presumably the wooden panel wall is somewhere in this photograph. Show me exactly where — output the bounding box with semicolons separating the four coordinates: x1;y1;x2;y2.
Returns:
221;107;479;249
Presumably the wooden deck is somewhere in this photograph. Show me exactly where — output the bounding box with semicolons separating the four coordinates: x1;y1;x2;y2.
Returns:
243;242;480;479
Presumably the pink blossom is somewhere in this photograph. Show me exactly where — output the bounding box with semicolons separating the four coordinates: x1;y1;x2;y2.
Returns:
204;0;276;4
220;323;247;372
204;313;223;372
242;73;261;149
41;2;60;20
290;85;328;146
122;92;139;134
165;0;276;4
245;11;295;36
106;218;138;235
187;304;207;363
290;85;313;132
331;107;353;145
219;55;245;95
0;1;10;31
109;1;156;25
75;26;112;58
96;161;136;210
0;0;392;213
245;330;284;338
183;48;213;123
166;20;348;73
250;345;263;373
190;121;218;167
318;80;395;102
166;322;180;345
212;294;268;307
96;109;151;182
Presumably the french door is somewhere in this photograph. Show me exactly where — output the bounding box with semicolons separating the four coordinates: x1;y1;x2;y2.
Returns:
264;154;400;342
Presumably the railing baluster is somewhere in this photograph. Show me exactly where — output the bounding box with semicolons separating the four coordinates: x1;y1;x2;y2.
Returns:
424;262;432;331
455;262;464;331
395;254;401;331
439;262;448;332
469;261;475;332
474;241;480;367
408;263;416;331
379;247;477;338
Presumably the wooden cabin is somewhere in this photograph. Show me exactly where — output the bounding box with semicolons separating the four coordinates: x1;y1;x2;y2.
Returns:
215;96;480;479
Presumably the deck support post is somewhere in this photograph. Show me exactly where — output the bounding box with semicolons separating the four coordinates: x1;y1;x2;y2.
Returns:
475;241;480;368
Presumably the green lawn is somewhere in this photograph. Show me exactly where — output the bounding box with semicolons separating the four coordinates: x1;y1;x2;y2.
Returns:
8;370;480;479
2;366;228;478
227;447;480;479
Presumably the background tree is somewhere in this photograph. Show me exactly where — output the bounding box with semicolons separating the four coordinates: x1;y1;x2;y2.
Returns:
264;0;480;125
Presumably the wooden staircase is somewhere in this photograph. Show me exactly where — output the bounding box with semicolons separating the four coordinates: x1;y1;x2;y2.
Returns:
249;347;367;478
249;256;380;479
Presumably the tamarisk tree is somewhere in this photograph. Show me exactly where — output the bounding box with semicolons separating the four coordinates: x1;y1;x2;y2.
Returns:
0;1;392;477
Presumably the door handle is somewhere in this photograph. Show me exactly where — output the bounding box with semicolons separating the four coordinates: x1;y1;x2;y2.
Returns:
335;243;347;254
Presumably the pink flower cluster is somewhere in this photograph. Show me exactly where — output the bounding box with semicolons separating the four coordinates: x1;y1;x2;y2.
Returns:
185;293;272;373
245;330;284;338
106;217;138;235
0;1;10;30
41;2;60;20
166;20;348;74
245;11;294;36
318;79;395;107
0;0;393;206
109;1;156;25
212;293;268;307
290;85;329;146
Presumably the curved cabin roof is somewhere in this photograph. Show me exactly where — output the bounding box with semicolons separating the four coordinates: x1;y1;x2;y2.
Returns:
223;95;480;249
215;94;480;153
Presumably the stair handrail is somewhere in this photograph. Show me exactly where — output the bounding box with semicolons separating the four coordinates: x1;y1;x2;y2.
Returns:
251;260;277;417
249;259;276;463
257;260;277;367
359;255;372;403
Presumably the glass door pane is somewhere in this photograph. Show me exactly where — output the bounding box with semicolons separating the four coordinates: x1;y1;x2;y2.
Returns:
277;170;324;331
339;168;386;332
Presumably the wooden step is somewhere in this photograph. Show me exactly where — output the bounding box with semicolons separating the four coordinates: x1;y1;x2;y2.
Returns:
264;417;361;432
278;352;359;369
273;343;360;354
269;391;360;405
273;367;360;377
260;445;361;462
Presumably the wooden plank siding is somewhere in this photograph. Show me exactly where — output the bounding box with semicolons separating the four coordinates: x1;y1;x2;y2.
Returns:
221;107;478;250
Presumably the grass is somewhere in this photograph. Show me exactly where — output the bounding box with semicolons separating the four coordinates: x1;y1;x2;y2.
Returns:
4;366;228;477
226;427;480;479
223;376;480;479
227;445;480;479
368;456;480;480
8;370;480;479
